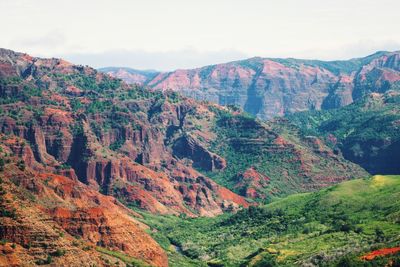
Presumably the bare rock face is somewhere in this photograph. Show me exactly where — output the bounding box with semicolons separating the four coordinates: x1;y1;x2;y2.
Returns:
145;59;337;120
173;134;226;171
0;151;168;267
353;53;400;100
234;167;270;199
106;51;400;120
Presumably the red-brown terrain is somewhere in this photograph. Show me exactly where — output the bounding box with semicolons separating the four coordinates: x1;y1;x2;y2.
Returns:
0;136;167;267
361;247;400;261
234;167;270;199
0;48;249;217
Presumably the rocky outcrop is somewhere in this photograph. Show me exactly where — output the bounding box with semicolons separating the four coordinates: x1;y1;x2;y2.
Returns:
353;53;400;100
234;167;270;199
0;154;168;267
173;134;226;171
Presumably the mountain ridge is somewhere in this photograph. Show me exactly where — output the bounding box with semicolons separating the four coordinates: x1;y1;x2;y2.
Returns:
103;50;400;120
100;50;397;75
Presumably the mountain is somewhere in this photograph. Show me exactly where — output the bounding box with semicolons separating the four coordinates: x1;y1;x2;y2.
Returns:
288;91;400;174
139;175;400;266
99;67;159;85
0;48;249;218
194;109;367;201
105;51;400;120
0;48;367;209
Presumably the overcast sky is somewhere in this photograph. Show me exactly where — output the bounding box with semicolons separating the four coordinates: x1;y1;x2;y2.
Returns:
1;0;400;71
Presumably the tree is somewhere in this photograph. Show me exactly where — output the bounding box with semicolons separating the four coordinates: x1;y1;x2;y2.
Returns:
253;253;277;267
17;160;25;171
0;158;4;171
375;228;385;242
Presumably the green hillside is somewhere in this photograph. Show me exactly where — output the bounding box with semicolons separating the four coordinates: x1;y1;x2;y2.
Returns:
137;175;400;266
288;91;400;174
199;107;367;201
271;50;390;75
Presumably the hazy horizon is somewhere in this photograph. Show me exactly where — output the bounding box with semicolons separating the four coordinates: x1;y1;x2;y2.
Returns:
2;0;400;71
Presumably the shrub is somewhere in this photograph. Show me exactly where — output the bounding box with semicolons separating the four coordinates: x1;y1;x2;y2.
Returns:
17;160;25;171
253;253;277;267
51;248;65;257
36;255;52;265
0;208;17;219
375;228;385;242
0;158;4;171
334;256;362;267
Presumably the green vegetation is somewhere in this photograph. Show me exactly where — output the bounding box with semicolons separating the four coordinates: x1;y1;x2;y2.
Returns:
0;158;5;171
272;51;389;75
36;255;53;265
16;160;25;171
51;248;66;257
200;108;366;201
136;175;400;266
54;72;121;93
96;246;152;267
0;77;43;103
109;139;125;151
86;100;113;114
288;92;400;174
70;98;83;112
203;111;295;199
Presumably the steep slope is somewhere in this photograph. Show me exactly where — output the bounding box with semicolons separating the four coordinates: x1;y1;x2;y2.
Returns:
201;107;368;201
0;48;249;217
106;51;400;120
0;48;368;209
288;91;400;174
0;136;167;267
140;175;400;266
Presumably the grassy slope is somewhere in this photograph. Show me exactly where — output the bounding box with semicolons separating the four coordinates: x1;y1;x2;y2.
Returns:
136;175;400;266
288;92;400;142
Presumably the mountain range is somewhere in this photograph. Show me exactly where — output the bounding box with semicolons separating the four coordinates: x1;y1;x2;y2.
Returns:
0;48;399;266
103;51;400;120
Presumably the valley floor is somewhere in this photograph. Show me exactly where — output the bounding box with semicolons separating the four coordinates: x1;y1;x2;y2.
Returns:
134;175;400;266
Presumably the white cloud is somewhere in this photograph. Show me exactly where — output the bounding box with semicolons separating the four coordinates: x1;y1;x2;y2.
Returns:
276;40;400;61
11;30;66;49
1;0;400;69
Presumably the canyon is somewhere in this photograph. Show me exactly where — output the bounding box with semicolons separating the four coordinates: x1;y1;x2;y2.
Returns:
0;48;399;266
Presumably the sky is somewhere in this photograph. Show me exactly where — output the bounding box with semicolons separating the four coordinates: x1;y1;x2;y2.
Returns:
1;0;400;71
